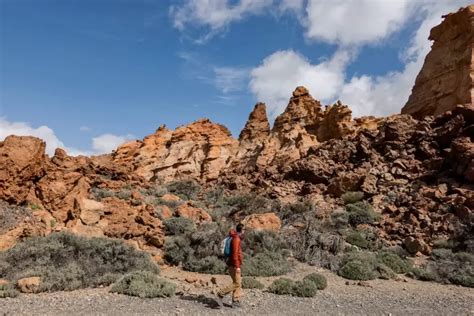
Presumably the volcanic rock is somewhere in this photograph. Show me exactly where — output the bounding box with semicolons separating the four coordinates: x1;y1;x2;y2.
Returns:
402;5;474;118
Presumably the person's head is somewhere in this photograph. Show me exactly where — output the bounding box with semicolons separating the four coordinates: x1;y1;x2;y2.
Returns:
236;223;245;236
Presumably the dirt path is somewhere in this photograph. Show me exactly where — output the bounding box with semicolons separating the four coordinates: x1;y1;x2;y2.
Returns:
1;265;473;315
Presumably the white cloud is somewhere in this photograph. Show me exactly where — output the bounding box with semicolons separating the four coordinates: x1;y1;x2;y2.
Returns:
213;66;250;94
279;0;305;13
171;0;273;40
92;133;135;154
79;126;91;132
250;49;353;118
0;117;133;156
338;0;471;117
305;0;411;45
249;0;470;119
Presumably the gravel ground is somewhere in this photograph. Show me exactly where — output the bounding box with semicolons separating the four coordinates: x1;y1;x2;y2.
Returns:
1;265;473;316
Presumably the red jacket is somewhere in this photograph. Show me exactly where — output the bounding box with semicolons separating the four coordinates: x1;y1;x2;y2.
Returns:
228;230;243;268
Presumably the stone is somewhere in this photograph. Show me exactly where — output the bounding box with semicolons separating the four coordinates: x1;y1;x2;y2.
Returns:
242;212;281;231
402;5;474;118
175;203;212;224
17;276;41;293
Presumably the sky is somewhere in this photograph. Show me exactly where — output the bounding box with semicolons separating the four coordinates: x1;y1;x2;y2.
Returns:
0;0;471;156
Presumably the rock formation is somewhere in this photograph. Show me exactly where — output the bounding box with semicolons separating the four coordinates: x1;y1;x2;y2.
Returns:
113;119;238;183
0;5;473;261
402;5;474;118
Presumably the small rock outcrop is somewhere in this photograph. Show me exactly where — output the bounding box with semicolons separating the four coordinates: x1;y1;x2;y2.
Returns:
402;5;474;118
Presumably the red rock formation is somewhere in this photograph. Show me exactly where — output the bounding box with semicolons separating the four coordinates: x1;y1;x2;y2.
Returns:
402;5;474;118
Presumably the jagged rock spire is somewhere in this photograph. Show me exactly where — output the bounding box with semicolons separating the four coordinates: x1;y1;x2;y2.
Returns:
239;102;270;142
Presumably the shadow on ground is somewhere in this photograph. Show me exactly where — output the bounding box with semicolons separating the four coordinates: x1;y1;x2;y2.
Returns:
180;294;230;309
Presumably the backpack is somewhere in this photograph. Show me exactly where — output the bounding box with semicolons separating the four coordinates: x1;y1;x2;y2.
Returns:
220;236;232;257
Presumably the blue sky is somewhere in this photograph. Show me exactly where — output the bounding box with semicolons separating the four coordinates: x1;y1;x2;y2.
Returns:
0;0;470;155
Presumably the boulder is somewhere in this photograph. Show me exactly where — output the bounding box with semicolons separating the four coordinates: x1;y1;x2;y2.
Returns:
175;203;212;224
17;276;41;293
242;212;281;232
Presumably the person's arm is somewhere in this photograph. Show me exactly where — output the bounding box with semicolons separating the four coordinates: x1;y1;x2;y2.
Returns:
231;237;241;269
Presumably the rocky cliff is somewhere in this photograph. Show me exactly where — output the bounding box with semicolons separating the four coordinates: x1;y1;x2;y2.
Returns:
402;5;474;118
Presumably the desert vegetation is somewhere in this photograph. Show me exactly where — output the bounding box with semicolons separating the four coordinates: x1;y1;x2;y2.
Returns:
0;232;162;294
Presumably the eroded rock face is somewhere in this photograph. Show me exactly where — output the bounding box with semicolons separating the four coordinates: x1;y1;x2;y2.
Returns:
402;5;474;118
0;136;47;203
114;120;238;182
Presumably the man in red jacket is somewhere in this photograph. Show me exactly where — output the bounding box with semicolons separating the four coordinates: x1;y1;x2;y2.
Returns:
216;223;245;308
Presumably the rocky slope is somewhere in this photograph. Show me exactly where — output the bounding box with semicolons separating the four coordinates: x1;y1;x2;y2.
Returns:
0;5;473;262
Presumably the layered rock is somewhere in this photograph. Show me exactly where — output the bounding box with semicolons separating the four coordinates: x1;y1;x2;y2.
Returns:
402;5;474;118
113;119;238;182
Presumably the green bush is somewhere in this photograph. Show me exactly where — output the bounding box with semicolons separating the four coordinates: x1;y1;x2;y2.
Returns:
376;250;412;274
338;252;378;280
243;252;291;277
268;278;318;297
278;200;315;223
163;236;193;266
242;230;289;257
111;271;176;298
341;192;364;205
242;277;264;289
91;187;115;201
346;231;369;249
116;189;132;200
163;217;196;235
292;280;318;297
166;180;201;200
183;256;226;274
268;278;295;295
346;202;379;226
0;232;159;292
223;192;271;216
410;250;473;287
0;283;19;298
376;263;396;280
303;273;327;290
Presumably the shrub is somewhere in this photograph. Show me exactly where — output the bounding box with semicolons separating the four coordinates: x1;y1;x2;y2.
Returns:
242;230;288;257
183;256;226;274
303;273;327;290
376;263;396;280
410;250;473;287
163;217;196;235
338;252;378;280
376;250;412;274
163;236;193;266
224;192;271;217
243;252;291;277
116;189;132;200
0;283;19;298
346;231;369;249
346;202;379;226
283;214;345;269
91;187;115;201
278;200;315;223
242;277;264;289
111;271;176;298
341;192;364;205
268;278;295;295
0;232;159;292
432;239;455;249
268;278;318;297
166;180;201;200
292;280;318;297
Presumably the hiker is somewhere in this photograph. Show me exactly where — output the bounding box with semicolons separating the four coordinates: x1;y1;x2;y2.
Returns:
216;223;245;308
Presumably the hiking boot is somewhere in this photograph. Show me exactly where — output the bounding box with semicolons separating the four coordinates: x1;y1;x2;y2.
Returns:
232;301;242;308
215;295;224;309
